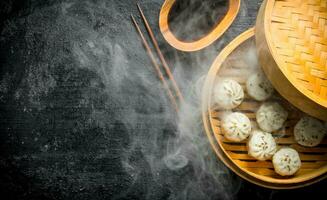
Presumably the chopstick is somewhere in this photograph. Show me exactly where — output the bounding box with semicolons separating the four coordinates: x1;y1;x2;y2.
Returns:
131;14;179;112
136;3;184;104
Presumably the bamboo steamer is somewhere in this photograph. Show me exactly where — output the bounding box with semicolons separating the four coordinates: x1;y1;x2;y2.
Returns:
202;28;327;189
255;0;327;121
159;0;240;52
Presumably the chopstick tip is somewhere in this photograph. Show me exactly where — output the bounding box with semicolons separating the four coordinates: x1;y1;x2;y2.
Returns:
130;14;135;21
136;3;143;13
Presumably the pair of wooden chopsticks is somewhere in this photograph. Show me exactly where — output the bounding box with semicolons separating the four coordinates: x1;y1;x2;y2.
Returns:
131;4;184;112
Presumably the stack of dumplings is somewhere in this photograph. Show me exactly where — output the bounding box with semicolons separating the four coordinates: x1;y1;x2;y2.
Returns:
214;70;326;177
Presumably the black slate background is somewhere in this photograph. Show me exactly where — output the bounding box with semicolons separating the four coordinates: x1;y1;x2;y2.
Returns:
0;0;326;200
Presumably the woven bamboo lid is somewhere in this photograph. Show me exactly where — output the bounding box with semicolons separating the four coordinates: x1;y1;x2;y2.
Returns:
255;0;327;121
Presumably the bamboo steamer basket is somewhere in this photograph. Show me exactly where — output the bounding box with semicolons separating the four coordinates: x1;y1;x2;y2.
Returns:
159;0;240;52
202;28;327;189
255;0;327;121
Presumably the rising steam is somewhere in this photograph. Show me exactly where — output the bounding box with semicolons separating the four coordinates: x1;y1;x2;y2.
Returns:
0;0;262;199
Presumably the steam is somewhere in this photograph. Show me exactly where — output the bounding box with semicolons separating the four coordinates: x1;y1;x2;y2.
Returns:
164;148;188;170
107;1;247;199
108;1;249;199
0;0;260;199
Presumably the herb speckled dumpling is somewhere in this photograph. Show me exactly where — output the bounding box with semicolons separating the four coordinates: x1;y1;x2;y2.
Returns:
213;79;244;109
248;130;277;161
246;71;274;101
222;112;251;142
256;102;288;132
294;116;325;147
273;148;301;176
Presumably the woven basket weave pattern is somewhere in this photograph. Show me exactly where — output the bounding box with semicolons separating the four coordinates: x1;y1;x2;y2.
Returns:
270;0;327;106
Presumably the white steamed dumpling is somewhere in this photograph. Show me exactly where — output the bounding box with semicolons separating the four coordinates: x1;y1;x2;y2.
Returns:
214;79;244;109
246;71;274;101
222;112;252;142
273;148;301;176
294;116;325;147
256;102;288;132
248;130;277;161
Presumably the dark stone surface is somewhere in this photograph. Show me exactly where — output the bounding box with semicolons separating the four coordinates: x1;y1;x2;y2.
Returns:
0;0;325;199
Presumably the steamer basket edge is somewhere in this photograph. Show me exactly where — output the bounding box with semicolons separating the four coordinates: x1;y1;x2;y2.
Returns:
201;27;327;189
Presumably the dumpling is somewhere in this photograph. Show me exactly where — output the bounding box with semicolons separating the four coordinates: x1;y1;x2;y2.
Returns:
248;130;277;161
246;71;274;101
294;116;325;147
214;79;244;109
256;102;288;132
222;112;251;142
273;148;301;176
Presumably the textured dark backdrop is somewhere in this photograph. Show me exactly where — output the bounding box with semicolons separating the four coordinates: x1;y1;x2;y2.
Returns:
0;0;325;200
